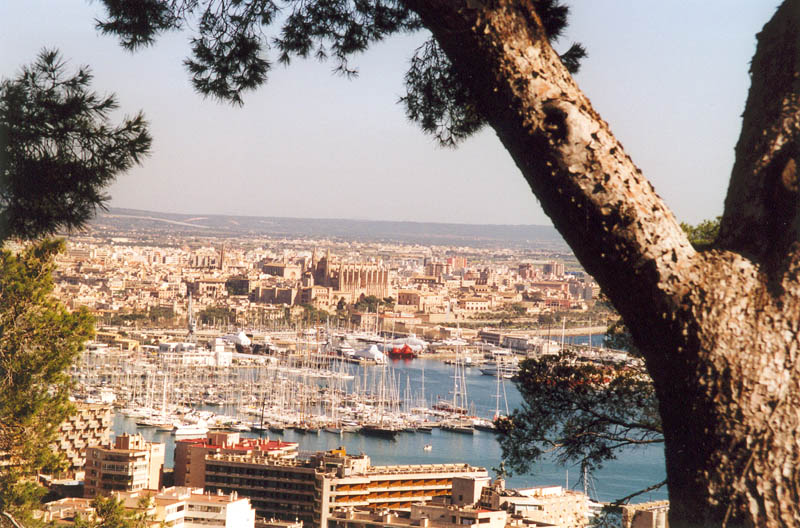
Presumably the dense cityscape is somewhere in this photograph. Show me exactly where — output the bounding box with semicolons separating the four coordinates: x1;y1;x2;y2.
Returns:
2;210;667;528
2;0;788;524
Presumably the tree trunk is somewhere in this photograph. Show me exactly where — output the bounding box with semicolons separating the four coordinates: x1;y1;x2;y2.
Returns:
401;0;800;526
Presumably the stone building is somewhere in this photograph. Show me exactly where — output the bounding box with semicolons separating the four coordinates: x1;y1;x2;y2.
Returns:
542;261;565;278
263;262;303;280
254;286;298;305
310;249;390;300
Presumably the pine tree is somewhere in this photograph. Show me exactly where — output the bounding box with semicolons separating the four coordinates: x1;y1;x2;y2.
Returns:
0;49;151;240
0;240;94;520
75;495;151;528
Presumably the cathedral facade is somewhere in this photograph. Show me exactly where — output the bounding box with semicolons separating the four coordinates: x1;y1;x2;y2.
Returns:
309;249;390;300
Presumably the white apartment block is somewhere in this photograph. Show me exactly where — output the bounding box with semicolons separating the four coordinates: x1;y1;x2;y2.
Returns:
158;487;256;528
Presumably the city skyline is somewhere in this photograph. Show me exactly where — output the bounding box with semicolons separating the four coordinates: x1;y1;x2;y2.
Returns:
0;1;780;225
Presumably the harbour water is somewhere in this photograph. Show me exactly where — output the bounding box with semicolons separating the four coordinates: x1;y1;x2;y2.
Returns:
113;356;667;503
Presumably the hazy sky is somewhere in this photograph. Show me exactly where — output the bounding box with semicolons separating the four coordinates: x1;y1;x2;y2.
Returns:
0;1;782;225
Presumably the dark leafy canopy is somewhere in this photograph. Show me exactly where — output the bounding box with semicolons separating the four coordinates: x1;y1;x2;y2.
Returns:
96;0;585;145
496;350;663;503
0;240;94;518
0;49;151;241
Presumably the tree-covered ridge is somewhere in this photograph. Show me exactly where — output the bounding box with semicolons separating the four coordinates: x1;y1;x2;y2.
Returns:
0;240;94;520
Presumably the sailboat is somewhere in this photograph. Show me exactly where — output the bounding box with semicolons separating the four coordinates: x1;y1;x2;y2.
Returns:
441;338;475;434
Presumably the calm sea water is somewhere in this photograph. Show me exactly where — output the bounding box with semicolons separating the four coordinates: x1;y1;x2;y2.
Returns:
113;353;666;503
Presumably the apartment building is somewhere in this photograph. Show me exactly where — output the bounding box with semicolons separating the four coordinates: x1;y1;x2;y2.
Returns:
174;432;298;488
159;487;257;528
202;448;488;528
328;476;591;528
84;434;164;498
54;402;112;477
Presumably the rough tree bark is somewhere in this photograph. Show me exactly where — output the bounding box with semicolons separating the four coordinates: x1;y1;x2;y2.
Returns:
400;1;800;526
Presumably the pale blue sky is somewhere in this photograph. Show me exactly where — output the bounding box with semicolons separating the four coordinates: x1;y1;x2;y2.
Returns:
0;1;781;225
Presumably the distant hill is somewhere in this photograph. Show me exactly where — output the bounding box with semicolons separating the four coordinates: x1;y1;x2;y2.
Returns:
91;208;566;248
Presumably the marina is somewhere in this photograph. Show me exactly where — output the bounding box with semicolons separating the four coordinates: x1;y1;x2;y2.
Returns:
74;336;667;504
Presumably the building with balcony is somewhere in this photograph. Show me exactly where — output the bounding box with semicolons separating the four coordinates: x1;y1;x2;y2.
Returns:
53;402;113;477
84;434;164;498
174;432;298;488
202;448;488;528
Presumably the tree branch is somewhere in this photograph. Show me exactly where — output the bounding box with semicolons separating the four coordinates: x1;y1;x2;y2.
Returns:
576;400;662;435
719;0;800;269
401;0;696;353
610;479;667;506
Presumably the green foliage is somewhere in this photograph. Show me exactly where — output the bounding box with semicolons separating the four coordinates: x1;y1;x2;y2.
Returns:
299;303;329;324
354;295;382;313
401;37;485;147
496;350;663;502
98;0;420;106
95;1;583;146
537;313;555;326
148;306;175;323
0;240;94;517
106;311;148;327
0;49;151;241
198;305;235;325
509;303;527;316
225;278;250;296
75;495;150;528
680;216;721;250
